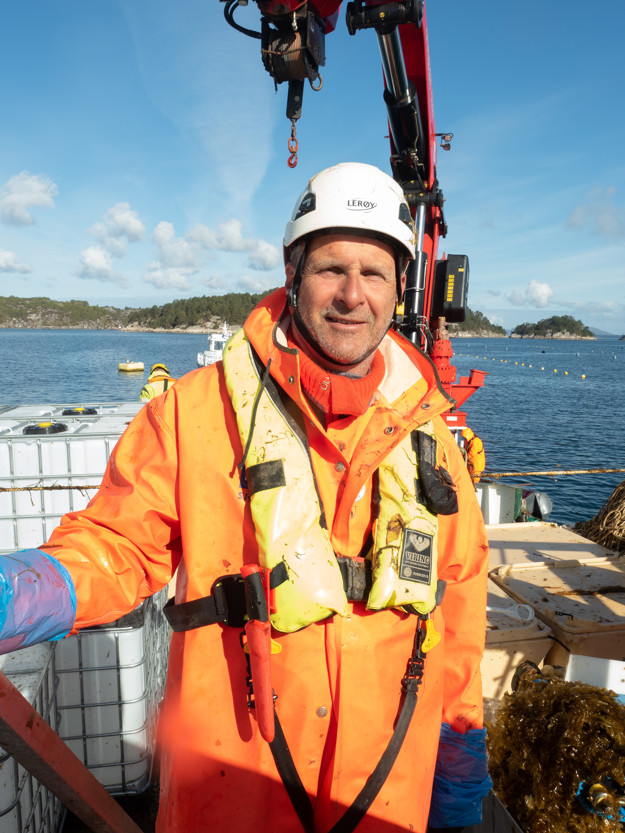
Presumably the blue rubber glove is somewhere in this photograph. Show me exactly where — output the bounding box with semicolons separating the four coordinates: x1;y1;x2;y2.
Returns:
427;723;493;829
0;549;76;654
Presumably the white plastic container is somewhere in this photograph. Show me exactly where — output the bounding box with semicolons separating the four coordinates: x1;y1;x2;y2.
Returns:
55;590;170;795
0;644;63;833
0;402;143;422
0;415;136;553
489;555;625;667
565;654;625;703
475;482;522;524
481;579;553;701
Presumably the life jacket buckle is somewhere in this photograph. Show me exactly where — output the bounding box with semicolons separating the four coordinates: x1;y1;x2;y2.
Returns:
163;573;248;631
211;574;248;628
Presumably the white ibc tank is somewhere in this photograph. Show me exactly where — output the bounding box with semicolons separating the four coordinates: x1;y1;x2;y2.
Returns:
0;407;140;552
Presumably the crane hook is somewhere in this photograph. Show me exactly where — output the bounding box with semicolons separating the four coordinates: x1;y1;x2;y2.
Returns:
287;119;299;168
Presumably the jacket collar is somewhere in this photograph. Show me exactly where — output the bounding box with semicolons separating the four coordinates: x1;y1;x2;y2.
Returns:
243;288;454;426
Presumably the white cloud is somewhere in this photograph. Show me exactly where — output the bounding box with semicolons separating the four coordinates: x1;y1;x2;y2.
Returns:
200;274;227;290
189;219;280;271
142;218;281;291
144;262;193;290
237;274;278;292
153;221;202;268
143;221;200;289
526;279;554;308
76;202;144;285
248;239;281;271
75;246;128;286
89;202;145;257
566;186;625;240
503;279;554;308
0;248;32;273
565;299;624;317
0;171;58;226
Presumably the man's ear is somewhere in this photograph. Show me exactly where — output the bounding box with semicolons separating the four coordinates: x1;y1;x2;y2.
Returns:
399;269;407;299
284;262;296;292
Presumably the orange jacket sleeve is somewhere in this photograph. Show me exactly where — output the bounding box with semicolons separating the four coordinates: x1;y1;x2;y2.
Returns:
434;416;490;732
41;394;182;630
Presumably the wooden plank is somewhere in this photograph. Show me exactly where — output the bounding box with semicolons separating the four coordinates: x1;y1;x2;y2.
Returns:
0;669;144;833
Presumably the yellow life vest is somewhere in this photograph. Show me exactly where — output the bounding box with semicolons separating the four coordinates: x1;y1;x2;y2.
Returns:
140;375;176;402
222;328;442;633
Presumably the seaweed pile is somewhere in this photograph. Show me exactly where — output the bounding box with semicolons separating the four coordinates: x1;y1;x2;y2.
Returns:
487;672;625;832
574;478;625;553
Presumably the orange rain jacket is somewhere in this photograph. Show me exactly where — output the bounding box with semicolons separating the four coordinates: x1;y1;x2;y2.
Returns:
42;289;489;833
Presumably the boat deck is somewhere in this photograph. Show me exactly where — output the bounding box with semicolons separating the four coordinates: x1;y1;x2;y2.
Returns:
486;521;615;568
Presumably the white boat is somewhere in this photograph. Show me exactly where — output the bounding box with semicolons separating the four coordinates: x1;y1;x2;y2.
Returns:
197;323;232;367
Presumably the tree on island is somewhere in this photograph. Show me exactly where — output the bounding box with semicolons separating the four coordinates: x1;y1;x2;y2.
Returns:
511;315;593;338
450;308;507;336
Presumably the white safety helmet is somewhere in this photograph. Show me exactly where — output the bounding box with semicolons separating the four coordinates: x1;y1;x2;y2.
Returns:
283;162;416;260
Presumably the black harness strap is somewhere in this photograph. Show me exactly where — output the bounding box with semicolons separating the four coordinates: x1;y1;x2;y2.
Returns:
269;712;315;833
269;617;428;833
328;691;418;833
163;559;365;631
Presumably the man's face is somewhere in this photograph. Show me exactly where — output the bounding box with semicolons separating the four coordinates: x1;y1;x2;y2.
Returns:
286;234;404;376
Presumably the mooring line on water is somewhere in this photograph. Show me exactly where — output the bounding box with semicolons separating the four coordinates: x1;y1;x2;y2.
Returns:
484;468;625;479
2;467;625;493
0;484;99;493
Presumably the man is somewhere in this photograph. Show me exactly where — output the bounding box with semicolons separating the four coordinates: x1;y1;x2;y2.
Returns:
461;427;486;483
0;163;491;832
140;362;177;401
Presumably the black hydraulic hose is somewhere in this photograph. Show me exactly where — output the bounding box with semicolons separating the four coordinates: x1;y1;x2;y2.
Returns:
224;0;262;39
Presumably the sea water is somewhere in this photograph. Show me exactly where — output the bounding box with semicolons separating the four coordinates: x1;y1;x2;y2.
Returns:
453;337;625;525
1;328;623;526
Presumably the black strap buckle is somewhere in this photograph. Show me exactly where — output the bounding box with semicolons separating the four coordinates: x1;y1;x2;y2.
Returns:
213;574;247;627
402;615;427;694
163;573;247;631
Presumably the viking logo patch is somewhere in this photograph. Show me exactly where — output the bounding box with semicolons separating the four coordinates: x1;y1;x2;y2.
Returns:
399;529;433;584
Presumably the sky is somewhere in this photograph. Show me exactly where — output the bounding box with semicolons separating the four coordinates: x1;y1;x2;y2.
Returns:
1;0;624;333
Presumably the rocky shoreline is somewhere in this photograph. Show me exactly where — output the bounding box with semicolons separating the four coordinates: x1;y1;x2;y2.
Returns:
509;332;595;340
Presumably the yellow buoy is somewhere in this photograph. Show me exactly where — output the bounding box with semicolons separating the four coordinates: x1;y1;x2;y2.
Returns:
118;359;145;373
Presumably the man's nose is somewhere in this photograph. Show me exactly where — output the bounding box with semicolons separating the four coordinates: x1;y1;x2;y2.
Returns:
336;271;365;307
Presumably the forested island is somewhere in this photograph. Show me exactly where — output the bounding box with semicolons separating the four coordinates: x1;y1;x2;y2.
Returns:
0;297;598;340
0;293;276;331
510;315;594;339
1;294;508;335
449;308;507;337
